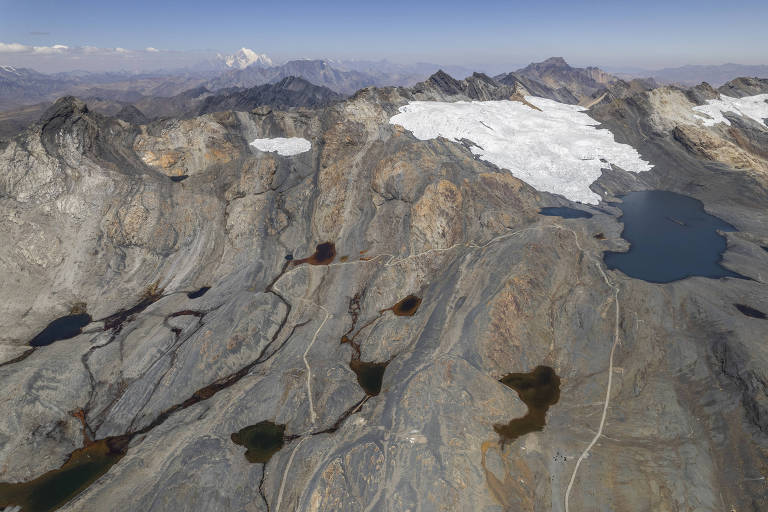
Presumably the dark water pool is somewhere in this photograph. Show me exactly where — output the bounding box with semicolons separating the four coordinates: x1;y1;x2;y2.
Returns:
350;360;388;396
29;313;92;347
604;190;743;283
231;421;285;464
493;365;560;445
187;286;210;299
538;207;593;219
0;436;129;512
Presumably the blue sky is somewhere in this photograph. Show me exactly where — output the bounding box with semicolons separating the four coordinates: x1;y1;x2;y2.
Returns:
1;0;767;72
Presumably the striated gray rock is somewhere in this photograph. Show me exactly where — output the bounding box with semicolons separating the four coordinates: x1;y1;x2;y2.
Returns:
0;71;767;512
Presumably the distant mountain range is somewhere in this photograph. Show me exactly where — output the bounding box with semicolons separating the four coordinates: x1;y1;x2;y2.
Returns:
1;55;766;139
0;54;473;111
616;63;768;87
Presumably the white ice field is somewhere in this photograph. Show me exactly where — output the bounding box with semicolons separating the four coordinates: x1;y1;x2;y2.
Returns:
693;93;768;127
390;97;654;204
250;137;312;156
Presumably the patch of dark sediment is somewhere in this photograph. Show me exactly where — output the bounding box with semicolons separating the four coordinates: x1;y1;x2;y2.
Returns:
493;365;561;446
293;242;336;265
231;421;286;464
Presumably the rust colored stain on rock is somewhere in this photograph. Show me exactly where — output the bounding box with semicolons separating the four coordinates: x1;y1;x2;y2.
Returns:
293;242;336;265
494;365;560;446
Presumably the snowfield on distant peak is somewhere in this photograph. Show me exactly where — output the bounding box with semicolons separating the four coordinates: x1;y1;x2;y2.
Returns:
250;137;311;156
389;97;653;204
692;94;768;127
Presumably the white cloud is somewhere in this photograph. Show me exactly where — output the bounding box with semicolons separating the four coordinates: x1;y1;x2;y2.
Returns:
0;42;69;54
0;42;165;57
0;42;31;53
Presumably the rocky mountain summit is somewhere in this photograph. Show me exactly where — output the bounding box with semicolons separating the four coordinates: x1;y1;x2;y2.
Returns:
499;57;618;103
0;66;767;512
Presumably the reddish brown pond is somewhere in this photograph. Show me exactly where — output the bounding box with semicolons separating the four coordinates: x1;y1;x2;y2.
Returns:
386;295;422;316
493;365;560;446
293;242;336;265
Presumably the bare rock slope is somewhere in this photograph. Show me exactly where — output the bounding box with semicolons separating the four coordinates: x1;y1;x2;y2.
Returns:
0;72;767;512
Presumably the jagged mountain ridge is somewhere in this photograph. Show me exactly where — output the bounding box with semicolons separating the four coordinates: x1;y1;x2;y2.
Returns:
195;76;344;114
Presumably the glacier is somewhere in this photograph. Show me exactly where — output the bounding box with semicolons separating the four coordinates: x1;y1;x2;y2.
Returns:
250;137;311;156
692;93;768;127
389;97;653;204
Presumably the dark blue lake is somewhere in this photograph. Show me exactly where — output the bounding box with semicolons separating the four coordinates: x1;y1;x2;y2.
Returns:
604;190;743;283
29;313;92;347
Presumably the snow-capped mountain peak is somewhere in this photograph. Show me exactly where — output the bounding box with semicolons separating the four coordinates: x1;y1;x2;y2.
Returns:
219;48;273;69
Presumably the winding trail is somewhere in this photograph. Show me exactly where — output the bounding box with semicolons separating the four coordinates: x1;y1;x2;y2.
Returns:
303;308;330;424
274;436;308;512
560;224;622;512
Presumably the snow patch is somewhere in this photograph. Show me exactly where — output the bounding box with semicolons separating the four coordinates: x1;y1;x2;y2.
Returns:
250;137;311;156
221;48;273;69
692;94;768;126
389;97;653;204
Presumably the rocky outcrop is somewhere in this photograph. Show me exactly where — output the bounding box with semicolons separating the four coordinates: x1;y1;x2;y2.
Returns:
408;71;517;101
718;77;768;98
